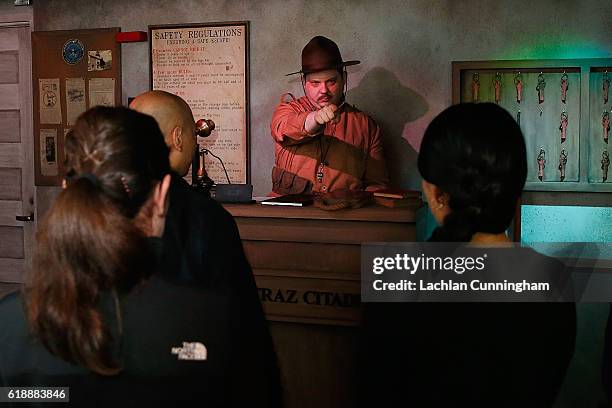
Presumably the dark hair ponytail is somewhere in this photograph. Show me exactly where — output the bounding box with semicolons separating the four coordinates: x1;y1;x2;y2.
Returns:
25;106;170;375
418;103;527;242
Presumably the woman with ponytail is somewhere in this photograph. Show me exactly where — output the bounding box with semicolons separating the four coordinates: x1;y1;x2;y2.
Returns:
362;103;576;407
26;107;171;379
0;107;279;406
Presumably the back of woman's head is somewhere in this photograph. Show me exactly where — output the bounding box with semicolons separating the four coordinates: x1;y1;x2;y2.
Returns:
26;106;170;375
64;105;170;217
417;103;527;242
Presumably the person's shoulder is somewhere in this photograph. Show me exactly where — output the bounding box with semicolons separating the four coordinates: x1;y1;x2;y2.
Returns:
169;174;224;208
0;290;24;316
0;291;29;341
126;274;235;317
178;179;236;221
484;245;566;272
169;173;197;197
168;175;235;222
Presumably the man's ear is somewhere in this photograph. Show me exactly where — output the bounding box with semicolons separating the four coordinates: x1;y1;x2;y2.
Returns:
152;174;171;218
170;126;184;152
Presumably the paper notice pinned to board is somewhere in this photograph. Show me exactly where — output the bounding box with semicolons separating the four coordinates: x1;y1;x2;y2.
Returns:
65;78;86;126
39;128;58;176
39;78;62;124
88;78;115;107
88;50;112;71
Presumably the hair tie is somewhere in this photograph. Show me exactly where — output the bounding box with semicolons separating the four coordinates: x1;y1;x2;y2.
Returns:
74;172;101;188
120;176;132;196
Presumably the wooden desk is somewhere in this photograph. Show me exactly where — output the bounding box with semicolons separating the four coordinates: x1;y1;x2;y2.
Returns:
225;203;417;325
224;203;419;408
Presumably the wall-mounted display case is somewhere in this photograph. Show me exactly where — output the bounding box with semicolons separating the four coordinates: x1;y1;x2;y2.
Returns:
453;59;612;192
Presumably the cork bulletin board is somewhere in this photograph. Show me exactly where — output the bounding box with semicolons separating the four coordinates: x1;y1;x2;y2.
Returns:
453;59;612;193
32;28;121;186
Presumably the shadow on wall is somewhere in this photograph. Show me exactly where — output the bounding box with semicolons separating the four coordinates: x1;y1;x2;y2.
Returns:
349;67;428;188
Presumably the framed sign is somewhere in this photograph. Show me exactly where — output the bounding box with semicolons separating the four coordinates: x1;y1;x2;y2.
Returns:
150;21;250;184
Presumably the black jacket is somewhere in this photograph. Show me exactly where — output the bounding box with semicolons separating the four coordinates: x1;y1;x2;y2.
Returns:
161;173;252;289
0;274;271;407
361;248;576;407
0;175;282;407
159;174;282;406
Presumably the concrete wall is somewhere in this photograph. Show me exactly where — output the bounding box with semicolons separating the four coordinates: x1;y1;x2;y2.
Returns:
24;0;612;197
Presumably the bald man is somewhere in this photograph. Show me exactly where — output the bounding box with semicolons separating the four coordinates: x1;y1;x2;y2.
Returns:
130;91;282;407
130;90;243;285
130;90;197;176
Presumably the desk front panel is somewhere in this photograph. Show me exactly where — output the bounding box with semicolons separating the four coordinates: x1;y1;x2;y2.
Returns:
225;204;417;326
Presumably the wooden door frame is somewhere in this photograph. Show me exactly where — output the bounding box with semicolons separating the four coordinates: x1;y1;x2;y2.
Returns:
0;9;34;281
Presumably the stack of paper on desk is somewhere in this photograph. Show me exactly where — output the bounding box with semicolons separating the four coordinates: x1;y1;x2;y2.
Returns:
260;194;314;207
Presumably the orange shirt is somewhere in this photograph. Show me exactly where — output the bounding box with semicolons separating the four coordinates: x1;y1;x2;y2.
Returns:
270;94;389;195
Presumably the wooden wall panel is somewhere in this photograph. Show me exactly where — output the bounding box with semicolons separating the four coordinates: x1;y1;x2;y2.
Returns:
236;217;416;244
0;51;18;84
269;322;359;408
0;258;24;283
0;226;23;258
244;241;361;278
0;168;21;200
0;29;18;52
0;84;18;109
0;201;20;227
0;143;21;167
0;110;20;142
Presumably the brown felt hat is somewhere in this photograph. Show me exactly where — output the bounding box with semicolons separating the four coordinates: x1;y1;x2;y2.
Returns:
286;36;360;76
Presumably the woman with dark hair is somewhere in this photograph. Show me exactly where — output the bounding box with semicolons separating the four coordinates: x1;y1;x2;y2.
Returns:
418;103;527;243
0;106;280;406
362;103;576;407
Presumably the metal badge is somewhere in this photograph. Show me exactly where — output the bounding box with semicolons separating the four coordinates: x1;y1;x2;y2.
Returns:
62;39;84;65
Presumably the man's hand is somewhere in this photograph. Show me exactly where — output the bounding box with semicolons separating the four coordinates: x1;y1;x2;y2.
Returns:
314;104;338;125
305;104;339;134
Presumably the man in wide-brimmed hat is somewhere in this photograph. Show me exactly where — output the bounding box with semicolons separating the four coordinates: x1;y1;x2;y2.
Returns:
270;36;388;195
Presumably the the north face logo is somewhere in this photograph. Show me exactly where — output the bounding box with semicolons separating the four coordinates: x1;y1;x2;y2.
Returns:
171;342;208;361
